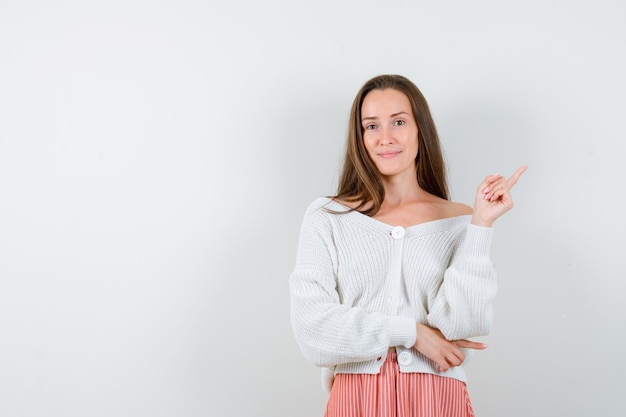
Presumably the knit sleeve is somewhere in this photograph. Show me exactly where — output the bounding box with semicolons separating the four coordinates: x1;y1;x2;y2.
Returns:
289;200;417;368
426;224;497;341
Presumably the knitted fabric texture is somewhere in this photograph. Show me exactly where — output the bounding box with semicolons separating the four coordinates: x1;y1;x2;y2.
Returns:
290;198;497;391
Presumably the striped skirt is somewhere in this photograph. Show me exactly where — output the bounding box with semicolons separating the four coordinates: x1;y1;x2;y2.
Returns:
324;352;475;417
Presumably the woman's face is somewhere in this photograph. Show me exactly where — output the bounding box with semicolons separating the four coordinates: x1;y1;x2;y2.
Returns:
361;88;419;179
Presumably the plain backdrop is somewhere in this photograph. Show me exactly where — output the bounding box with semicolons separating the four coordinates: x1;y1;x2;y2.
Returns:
1;1;624;416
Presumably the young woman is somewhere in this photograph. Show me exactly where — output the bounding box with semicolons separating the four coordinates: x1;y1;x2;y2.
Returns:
290;74;526;417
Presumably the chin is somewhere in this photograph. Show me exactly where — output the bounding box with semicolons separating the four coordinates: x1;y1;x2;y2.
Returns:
376;164;415;178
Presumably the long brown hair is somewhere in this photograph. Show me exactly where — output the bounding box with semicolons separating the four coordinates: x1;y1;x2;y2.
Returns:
332;74;449;216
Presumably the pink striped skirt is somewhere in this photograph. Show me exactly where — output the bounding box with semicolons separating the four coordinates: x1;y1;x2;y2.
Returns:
325;352;475;417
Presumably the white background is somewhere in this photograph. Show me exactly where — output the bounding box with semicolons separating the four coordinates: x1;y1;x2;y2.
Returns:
1;1;624;416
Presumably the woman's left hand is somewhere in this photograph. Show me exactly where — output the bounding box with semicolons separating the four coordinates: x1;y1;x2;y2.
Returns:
471;166;527;227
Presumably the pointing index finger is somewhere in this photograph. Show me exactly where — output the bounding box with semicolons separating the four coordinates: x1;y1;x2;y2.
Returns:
507;165;528;188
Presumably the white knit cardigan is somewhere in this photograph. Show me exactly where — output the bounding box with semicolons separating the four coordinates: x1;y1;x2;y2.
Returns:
289;198;497;392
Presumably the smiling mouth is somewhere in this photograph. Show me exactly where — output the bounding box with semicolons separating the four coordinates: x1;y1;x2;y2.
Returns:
379;151;400;158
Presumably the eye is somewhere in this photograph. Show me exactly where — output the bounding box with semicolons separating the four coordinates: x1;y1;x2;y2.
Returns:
394;119;406;126
364;124;377;130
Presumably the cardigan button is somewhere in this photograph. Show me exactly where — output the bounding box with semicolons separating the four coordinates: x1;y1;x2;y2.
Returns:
398;352;412;365
391;226;405;239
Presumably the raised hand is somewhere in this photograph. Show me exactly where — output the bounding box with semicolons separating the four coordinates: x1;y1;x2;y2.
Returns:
471;165;527;227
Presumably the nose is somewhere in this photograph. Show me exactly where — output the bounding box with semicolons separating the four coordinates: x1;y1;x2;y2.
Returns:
380;126;393;145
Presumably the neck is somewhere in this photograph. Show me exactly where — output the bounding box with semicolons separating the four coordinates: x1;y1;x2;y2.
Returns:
380;173;423;206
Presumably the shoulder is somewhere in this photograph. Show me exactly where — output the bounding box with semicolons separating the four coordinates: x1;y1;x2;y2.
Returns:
329;198;373;212
422;194;472;220
301;197;340;225
306;197;333;212
441;201;473;218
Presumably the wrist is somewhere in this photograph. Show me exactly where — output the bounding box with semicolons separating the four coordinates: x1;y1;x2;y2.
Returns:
414;322;432;344
471;215;494;228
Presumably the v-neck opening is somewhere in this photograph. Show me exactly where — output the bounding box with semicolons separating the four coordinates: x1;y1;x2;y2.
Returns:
322;198;471;235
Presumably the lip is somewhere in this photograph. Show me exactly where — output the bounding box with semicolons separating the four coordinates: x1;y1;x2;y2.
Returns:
378;151;401;158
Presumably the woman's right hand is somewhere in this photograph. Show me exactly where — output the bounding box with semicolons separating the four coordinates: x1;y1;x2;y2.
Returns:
413;323;487;372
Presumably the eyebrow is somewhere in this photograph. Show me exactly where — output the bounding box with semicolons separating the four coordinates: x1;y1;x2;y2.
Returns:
361;111;410;122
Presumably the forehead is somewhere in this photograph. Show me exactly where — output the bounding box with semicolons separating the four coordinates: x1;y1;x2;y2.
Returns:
361;88;412;116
